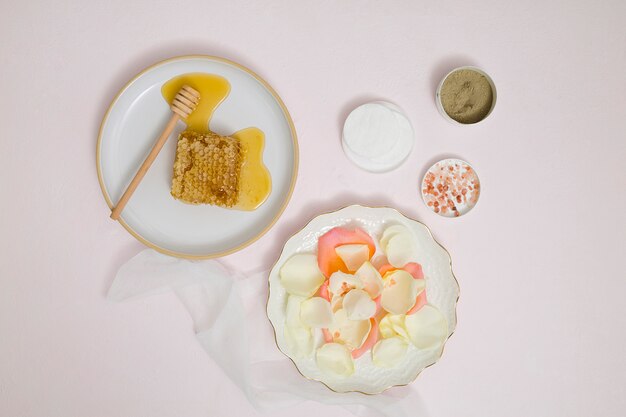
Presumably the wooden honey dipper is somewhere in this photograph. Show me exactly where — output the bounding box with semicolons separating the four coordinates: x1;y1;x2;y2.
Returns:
110;85;200;220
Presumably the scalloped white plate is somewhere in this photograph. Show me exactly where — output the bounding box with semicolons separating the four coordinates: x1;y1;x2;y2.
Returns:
267;205;459;394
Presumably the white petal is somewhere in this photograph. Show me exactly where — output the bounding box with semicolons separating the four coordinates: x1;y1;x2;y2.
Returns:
284;295;314;357
342;289;376;320
372;337;408;368
312;327;326;347
316;343;354;377
386;233;416;268
379;313;409;340
391;318;410;340
380;224;407;253
285;295;306;327
300;297;333;328
330;294;343;312
335;244;370;272
280;254;326;297
414;279;426;296
284;325;314;358
328;309;371;350
328;271;363;296
379;314;396;339
355;261;384;298
381;270;418;314
404;305;448;350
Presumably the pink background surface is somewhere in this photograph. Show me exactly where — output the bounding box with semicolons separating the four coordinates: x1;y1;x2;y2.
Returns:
1;1;625;416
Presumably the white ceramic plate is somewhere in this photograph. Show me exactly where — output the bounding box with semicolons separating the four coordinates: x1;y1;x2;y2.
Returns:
97;56;298;258
267;205;459;394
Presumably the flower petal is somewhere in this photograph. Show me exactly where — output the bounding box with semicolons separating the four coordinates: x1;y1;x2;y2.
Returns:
379;313;410;340
300;297;333;328
316;343;354;377
280;254;326;297
343;289;376;320
352;318;378;359
380;224;407;253
381;270;419;314
284;325;314;358
335;244;370;272
386;233;416;268
355;261;384;298
285;295;306;327
284;295;314;357
318;227;376;277
330;294;343;312
317;280;330;301
328;271;363;296
372;336;408;368
379;314;396;339
328;309;371;350
402;262;424;279
407;287;428;315
404;304;448;350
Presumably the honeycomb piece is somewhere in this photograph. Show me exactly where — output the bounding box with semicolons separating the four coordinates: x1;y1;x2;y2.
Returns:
171;130;243;207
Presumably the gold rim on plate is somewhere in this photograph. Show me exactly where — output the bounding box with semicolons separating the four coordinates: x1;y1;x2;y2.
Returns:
96;55;299;259
266;204;460;395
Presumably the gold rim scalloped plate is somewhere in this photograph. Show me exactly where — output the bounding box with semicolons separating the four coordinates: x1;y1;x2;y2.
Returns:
266;204;460;394
96;55;298;259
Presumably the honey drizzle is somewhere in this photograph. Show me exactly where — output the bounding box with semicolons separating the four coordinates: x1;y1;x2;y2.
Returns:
162;73;271;210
